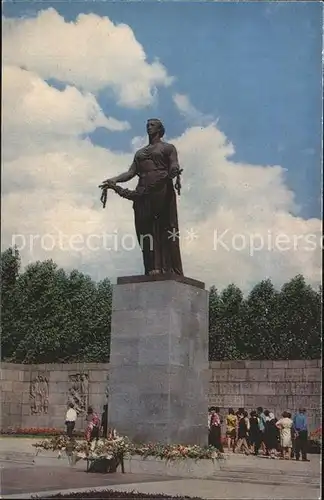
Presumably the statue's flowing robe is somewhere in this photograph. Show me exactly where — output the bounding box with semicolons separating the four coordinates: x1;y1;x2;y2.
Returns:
111;142;183;275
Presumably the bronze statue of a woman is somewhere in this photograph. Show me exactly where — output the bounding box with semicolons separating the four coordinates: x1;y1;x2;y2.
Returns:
99;119;183;276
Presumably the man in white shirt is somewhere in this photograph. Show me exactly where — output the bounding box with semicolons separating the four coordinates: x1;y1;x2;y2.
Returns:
65;403;77;438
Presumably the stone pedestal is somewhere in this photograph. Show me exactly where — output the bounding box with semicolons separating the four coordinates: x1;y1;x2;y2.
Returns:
108;275;209;445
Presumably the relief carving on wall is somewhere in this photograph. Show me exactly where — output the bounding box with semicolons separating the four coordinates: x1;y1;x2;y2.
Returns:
30;375;49;414
67;373;89;414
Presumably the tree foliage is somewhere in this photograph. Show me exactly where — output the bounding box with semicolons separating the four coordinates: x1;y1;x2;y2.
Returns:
1;248;321;363
1;248;111;363
209;276;321;360
1;247;21;359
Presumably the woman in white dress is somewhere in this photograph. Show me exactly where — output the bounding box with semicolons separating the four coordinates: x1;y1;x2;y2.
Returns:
276;411;293;459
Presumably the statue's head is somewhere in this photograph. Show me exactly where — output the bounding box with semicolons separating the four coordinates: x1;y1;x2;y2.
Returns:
146;118;165;138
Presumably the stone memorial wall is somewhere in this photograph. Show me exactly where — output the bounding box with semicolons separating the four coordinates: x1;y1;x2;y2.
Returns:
1;363;110;431
1;360;321;432
208;359;321;432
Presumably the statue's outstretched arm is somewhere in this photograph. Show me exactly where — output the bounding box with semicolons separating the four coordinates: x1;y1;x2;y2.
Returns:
100;170;171;207
99;160;137;188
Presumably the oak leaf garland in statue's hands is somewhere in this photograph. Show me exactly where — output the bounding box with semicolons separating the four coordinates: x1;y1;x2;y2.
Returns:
99;169;183;208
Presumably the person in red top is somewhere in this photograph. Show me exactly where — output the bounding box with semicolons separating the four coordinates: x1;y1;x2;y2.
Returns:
208;406;224;452
85;406;100;443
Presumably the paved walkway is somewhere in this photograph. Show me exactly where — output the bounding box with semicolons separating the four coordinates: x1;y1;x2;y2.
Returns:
0;438;321;500
57;478;319;500
1;464;179;497
1;463;320;500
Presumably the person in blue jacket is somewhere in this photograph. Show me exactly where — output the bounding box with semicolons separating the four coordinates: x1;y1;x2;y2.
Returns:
293;408;309;461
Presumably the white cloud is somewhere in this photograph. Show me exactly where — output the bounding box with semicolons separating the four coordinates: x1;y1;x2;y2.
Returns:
173;93;214;126
130;135;147;152
3;8;173;108
173;126;297;223
172;127;321;291
2;65;130;140
1;138;141;276
1;9;321;293
2;123;321;292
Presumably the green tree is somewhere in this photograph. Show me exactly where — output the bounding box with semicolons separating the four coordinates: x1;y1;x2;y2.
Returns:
12;260;70;362
277;275;321;359
3;257;112;363
0;247;21;359
1;246;321;363
208;286;220;360
244;279;280;359
210;284;245;360
74;276;112;362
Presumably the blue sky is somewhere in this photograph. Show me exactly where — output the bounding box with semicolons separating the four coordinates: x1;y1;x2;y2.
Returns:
4;0;322;219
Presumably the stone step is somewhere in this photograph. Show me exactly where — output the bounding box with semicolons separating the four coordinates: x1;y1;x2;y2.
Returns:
214;469;319;487
0;452;320;489
220;464;318;478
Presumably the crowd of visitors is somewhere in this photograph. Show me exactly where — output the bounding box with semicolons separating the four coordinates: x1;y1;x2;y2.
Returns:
65;401;310;463
208;406;310;461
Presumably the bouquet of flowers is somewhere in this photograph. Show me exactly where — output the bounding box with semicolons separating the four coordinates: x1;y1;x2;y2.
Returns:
133;442;221;463
33;435;71;451
309;427;322;446
81;436;133;461
33;434;77;458
33;431;223;464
